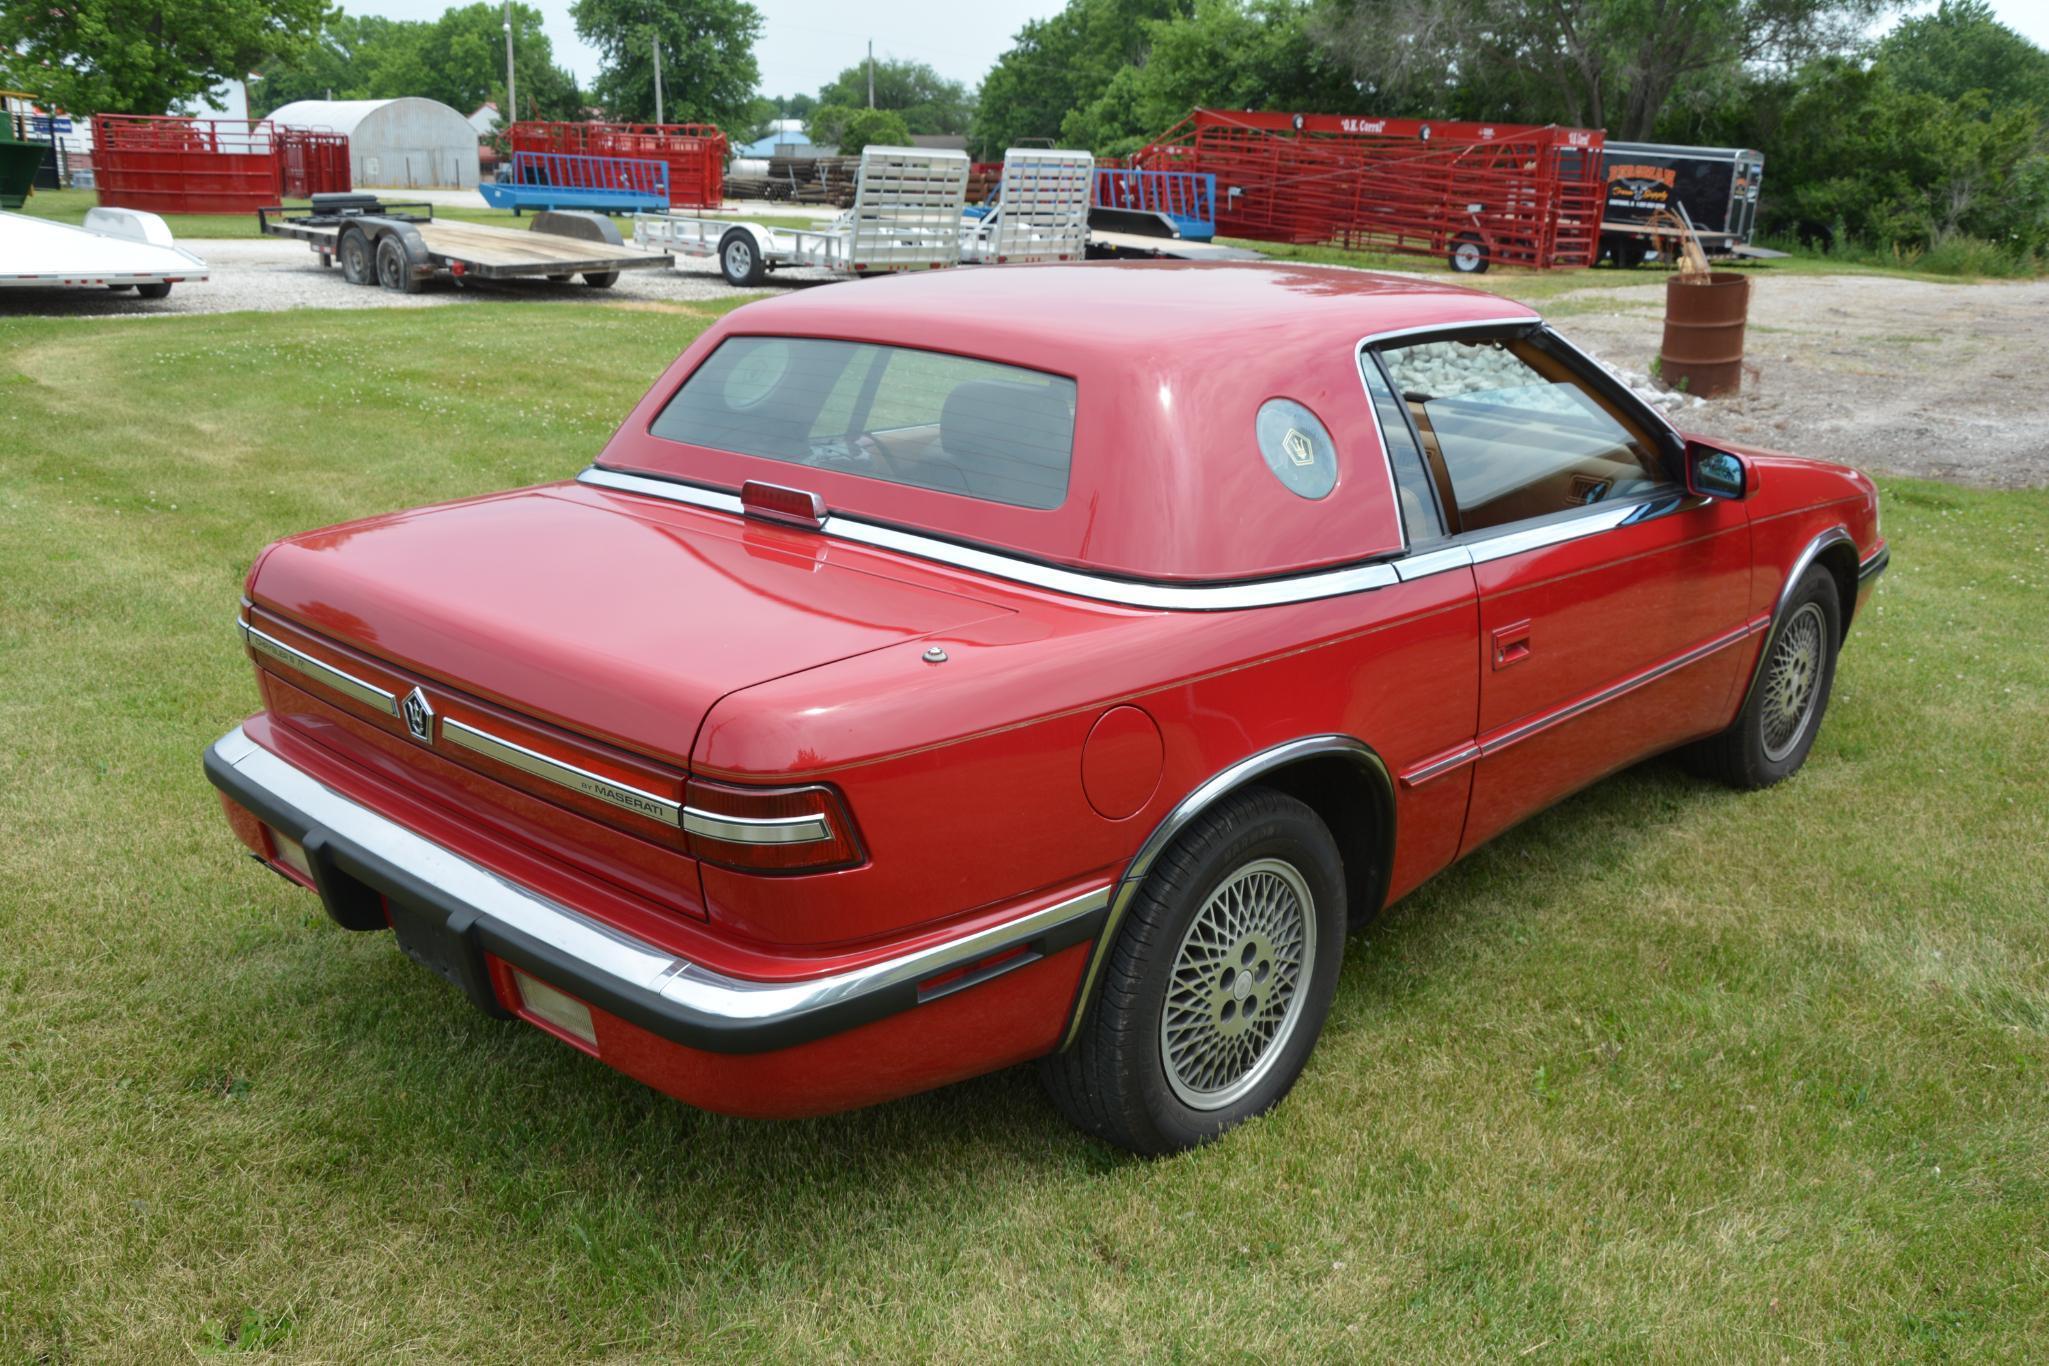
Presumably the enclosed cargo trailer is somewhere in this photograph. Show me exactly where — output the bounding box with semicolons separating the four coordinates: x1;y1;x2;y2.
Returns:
1599;142;1765;265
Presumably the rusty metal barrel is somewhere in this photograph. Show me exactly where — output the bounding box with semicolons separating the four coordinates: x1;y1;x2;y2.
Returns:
1660;271;1751;398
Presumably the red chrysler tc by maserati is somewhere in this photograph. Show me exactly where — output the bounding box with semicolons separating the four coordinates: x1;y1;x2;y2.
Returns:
206;262;1886;1153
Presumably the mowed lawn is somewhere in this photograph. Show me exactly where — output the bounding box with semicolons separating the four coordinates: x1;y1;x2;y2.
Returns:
1;303;2046;1360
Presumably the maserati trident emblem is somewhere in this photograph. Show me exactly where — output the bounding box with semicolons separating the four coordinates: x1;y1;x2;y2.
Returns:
400;687;435;743
1282;427;1316;468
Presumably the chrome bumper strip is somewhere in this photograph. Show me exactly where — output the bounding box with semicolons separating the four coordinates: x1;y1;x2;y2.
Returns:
205;726;1110;1052
1858;544;1889;583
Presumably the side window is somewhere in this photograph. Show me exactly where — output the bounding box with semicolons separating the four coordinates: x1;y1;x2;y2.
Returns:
1359;354;1447;543
1378;337;1672;535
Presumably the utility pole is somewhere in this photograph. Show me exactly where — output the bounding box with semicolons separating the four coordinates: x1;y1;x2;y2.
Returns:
652;30;664;124
502;0;516;122
867;40;874;108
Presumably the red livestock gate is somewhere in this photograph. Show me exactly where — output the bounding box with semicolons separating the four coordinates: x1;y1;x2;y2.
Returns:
94;116;350;214
1130;109;1604;271
509;121;727;209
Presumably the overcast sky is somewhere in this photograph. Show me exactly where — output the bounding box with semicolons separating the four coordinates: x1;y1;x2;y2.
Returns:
330;0;2049;103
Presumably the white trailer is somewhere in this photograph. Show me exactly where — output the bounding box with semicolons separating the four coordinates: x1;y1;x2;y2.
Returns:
636;146;970;287
0;207;207;297
959;149;1094;266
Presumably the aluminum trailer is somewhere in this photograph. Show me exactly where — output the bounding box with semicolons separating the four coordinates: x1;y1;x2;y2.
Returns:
636;147;969;287
959;149;1093;265
479;150;670;216
258;195;668;291
0;207;207;297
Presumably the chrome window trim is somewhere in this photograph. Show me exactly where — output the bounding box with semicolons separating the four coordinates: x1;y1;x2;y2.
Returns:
207;726;1109;1041
578;467;1402;610
1382;491;1697;584
1058;734;1393;1050
441;717;685;827
238;620;397;716
681;806;833;846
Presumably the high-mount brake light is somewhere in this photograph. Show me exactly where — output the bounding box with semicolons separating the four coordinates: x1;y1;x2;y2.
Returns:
683;778;864;873
740;480;827;529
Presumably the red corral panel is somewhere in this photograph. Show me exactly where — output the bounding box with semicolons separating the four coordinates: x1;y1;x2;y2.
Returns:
1130;109;1604;270
509;121;726;209
93;116;350;213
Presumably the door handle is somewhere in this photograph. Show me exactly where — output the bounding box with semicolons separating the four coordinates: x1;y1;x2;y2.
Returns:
1491;620;1532;670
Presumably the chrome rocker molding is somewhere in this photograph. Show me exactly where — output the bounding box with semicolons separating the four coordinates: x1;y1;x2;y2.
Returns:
205;725;1105;1052
1057;734;1393;1050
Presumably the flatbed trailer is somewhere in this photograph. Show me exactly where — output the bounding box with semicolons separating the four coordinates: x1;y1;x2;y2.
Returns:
257;195;668;291
1;206;207;297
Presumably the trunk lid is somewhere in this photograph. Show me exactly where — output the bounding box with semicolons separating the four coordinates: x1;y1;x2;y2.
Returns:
249;485;1013;762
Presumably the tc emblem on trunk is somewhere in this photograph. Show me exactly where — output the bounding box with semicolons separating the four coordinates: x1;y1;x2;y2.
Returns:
400;687;436;743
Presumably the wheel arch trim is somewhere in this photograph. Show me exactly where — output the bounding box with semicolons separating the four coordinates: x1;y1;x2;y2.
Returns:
1056;734;1393;1050
1739;524;1852;715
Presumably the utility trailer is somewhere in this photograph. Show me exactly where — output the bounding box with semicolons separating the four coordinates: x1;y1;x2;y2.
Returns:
479;150;670;216
257;195;668;292
0;206;207;298
1599;142;1765;265
959;149;1093;265
636;146;969;287
1090;167;1217;241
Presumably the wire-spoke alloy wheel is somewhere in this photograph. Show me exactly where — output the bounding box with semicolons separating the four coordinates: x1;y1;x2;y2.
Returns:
1160;858;1316;1110
1761;600;1825;761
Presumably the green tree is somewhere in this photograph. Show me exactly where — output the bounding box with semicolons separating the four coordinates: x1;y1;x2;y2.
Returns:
571;0;763;130
806;103;859;149
0;0;327;115
815;58;974;135
1876;0;2049;109
1061;0;1357;155
833;107;914;155
973;0;1193;157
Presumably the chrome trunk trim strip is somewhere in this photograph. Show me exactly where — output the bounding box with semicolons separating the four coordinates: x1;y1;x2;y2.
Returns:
239;620;398;715
441;717;684;826
681;807;833;845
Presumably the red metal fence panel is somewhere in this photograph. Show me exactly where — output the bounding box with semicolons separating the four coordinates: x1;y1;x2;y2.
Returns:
509;121;727;209
94;116;350;213
1130;109;1604;270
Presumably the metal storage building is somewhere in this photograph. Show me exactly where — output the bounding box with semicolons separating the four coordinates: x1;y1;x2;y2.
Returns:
266;97;479;189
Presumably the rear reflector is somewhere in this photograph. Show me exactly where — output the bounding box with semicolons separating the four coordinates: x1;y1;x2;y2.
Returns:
513;969;597;1047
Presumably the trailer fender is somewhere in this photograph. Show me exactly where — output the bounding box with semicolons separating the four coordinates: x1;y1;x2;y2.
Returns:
532;210;625;248
81;207;176;249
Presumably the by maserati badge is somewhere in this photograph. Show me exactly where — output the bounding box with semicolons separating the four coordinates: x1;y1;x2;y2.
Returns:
401;687;435;743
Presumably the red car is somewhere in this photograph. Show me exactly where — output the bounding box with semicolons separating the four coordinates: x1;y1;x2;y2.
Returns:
207;263;1886;1152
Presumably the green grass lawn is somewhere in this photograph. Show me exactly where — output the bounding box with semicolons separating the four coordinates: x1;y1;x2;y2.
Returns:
2;304;2046;1358
16;186;822;240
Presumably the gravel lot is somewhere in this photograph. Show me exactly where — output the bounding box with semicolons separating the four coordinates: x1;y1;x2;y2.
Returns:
1555;273;2049;489
5;239;2043;488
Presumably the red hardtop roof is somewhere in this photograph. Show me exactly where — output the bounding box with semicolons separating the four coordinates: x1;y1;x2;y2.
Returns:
599;261;1537;583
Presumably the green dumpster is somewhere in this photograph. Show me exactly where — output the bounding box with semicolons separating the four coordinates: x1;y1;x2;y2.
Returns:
0;134;46;210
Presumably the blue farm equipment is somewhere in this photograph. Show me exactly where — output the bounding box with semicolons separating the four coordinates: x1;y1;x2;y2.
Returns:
480;151;669;216
1090;168;1216;241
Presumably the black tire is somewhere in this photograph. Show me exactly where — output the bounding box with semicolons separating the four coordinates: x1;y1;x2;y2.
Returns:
1040;787;1347;1155
105;283;134;292
337;228;374;285
1449;232;1491;274
718;228;766;287
582;271;619;289
134;282;172;299
375;235;420;293
546;273;574;283
1684;565;1841;788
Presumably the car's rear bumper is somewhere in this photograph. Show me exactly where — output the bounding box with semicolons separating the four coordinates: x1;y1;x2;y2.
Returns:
205;724;1107;1111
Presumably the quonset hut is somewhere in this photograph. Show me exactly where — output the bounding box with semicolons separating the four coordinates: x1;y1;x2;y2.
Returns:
266;97;479;189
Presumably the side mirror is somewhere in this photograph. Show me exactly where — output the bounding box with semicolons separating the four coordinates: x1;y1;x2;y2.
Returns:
1684;441;1748;500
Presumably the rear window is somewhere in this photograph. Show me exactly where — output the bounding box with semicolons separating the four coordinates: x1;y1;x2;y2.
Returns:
650;336;1077;510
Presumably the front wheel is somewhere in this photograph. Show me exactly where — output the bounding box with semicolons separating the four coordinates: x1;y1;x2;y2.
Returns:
1684;564;1841;788
718;228;766;287
582;271;619;289
134;282;172;299
1449;232;1491;274
1040;787;1346;1154
338;229;375;285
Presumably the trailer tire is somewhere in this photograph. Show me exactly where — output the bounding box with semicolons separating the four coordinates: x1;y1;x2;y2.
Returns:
583;271;619;289
135;282;173;300
338;228;375;285
547;273;574;283
719;228;766;287
1449;233;1491;274
375;235;423;293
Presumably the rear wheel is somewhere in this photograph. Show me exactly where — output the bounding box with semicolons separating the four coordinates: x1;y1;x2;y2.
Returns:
1040;787;1346;1154
1449;233;1491;274
375;236;420;293
338;228;374;285
1684;565;1841;788
583;271;619;289
719;228;766;287
134;282;173;300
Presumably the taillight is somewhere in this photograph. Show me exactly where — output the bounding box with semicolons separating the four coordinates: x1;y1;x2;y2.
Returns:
683;777;864;873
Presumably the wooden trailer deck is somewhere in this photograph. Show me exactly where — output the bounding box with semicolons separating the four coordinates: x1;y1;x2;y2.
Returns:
259;202;668;285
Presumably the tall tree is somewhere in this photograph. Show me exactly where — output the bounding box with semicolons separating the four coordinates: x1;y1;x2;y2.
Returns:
0;0;327;115
1311;0;1895;139
250;6;581;122
571;0;762;130
973;0;1194;156
1876;0;2049;109
814;57;975;135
